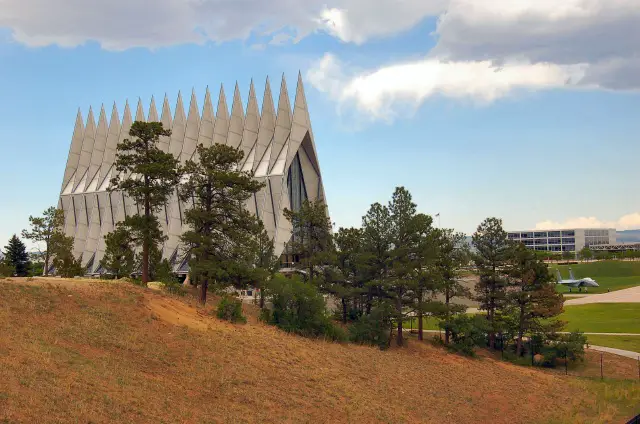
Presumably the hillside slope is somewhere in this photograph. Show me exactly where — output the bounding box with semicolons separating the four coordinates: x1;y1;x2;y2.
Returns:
0;278;636;423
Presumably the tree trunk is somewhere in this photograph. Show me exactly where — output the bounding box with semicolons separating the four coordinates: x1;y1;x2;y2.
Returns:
341;297;348;324
445;287;451;345
488;307;495;349
396;297;403;347
417;287;423;341
142;194;150;285
200;277;208;304
516;303;525;357
365;291;372;315
44;249;50;277
259;289;265;309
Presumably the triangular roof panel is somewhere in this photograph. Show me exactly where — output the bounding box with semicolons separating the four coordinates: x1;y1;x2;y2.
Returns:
253;78;276;172
226;82;245;149
61;109;85;193
196;87;215;150
180;89;201;162
270;75;292;171
212;85;230;146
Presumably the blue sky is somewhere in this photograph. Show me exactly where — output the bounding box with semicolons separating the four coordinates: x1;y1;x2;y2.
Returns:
1;0;640;249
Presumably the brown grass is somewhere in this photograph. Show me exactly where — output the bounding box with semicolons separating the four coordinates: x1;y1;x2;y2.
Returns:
1;277;638;423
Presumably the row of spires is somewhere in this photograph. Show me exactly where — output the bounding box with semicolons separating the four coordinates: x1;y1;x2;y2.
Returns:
72;72;307;132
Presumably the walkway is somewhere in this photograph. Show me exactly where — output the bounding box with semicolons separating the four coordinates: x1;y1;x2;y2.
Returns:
564;285;640;306
587;345;640;360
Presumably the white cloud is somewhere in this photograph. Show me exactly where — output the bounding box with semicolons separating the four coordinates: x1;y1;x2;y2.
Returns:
0;0;447;50
317;0;447;44
0;0;328;50
1;0;639;103
433;0;640;65
308;53;587;120
535;213;640;231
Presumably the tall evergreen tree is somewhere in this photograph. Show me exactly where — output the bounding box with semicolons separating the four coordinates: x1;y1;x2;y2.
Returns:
387;187;427;347
249;226;278;309
433;229;470;345
331;227;365;323
409;213;439;341
508;244;564;356
21;206;65;276
109;121;181;285
3;235;30;276
361;202;394;316
284;200;334;282
179;144;264;304
472;217;513;349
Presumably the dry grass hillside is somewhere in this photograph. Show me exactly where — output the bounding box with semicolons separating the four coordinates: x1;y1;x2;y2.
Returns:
0;277;638;423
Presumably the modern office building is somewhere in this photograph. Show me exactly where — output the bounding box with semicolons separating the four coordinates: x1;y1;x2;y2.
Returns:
507;228;616;252
57;74;327;275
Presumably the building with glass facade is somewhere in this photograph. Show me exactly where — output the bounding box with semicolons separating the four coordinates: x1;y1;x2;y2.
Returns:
57;74;327;275
507;228;616;252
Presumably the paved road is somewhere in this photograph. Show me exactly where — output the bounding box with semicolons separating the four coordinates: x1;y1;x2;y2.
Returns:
564;285;640;306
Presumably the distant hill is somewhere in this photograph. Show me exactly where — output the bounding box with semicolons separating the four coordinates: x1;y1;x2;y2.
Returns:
617;229;640;243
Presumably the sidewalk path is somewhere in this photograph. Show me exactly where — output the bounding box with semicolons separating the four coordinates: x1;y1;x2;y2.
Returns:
564;285;640;306
587;345;640;360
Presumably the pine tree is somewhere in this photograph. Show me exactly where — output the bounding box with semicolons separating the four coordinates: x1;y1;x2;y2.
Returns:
3;235;30;277
387;187;429;347
179;144;264;304
109;121;181;285
508;243;564;356
100;225;136;278
433;229;471;345
246;225;278;308
360;202;393;316
21;206;65;276
332;227;365;323
409;213;439;341
284;200;334;283
472;217;513;349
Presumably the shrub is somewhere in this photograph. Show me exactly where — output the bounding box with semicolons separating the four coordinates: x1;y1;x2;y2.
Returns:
264;274;346;341
0;259;14;277
349;305;392;350
154;259;177;284
541;331;587;367
163;281;185;296
217;295;247;324
440;314;490;356
259;308;272;323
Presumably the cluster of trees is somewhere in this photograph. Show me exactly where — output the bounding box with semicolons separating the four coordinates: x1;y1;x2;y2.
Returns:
1;206;82;278
536;246;640;262
281;194;566;359
5;119;575;365
579;247;640;261
98;121;274;304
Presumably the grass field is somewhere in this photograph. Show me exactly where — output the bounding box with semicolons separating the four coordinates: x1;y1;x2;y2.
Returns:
562;303;640;334
549;261;640;294
404;316;441;330
2;277;639;423
586;335;640;354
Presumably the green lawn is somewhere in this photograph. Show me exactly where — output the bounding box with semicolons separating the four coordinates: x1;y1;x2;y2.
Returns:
403;316;441;331
549;261;640;294
555;276;640;294
561;303;640;334
586;335;640;354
